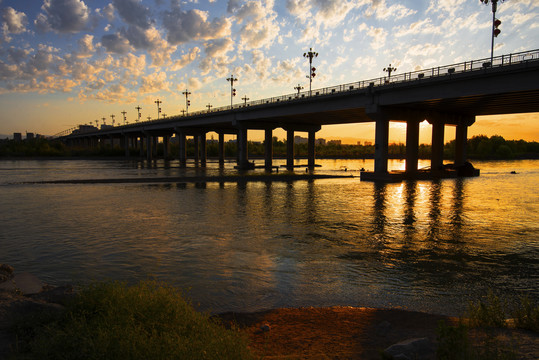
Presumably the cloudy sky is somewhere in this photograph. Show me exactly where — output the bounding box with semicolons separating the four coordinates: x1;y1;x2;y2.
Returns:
0;0;538;143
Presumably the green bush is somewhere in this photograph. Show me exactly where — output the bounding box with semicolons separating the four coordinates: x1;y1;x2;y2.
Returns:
11;280;255;360
467;290;508;328
511;294;539;332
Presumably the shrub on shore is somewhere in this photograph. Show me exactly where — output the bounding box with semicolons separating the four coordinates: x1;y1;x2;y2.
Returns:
11;280;255;360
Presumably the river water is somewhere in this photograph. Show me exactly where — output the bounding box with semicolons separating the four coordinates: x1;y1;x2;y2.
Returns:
0;158;537;315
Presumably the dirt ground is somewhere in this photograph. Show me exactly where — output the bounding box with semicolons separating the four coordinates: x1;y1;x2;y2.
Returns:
218;306;539;360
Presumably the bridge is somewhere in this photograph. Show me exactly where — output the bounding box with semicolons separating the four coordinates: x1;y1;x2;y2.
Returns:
59;49;539;181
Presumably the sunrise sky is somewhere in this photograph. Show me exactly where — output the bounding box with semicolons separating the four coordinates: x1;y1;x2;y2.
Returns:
0;0;538;143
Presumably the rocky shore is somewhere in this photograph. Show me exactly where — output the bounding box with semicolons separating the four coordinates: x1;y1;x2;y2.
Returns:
0;264;74;359
1;264;537;359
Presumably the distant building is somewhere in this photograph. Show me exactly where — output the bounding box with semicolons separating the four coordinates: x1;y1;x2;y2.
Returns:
26;132;34;140
13;133;22;142
364;141;372;146
327;139;341;145
316;138;326;145
294;135;307;144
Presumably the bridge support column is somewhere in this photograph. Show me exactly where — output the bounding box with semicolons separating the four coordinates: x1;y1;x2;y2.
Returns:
194;135;200;166
200;132;207;167
218;133;225;167
455;117;474;167
124;135;129;157
264;128;273;171
237;127;250;170
405;119;420;174
176;129;186;167
286;129;294;170
139;137;144;157
431;121;445;171
308;130;316;169
375;118;389;174
152;137;158;158
162;136;169;159
145;133;152;160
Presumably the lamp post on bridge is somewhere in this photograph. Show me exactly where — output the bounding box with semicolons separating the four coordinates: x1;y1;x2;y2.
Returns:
226;75;237;108
206;103;212;112
121;111;127;125
383;64;397;82
110;114;115;126
242;95;249;106
480;0;504;66
182;90;191;115
180;109;186;116
155;99;162;120
303;48;318;96
294;84;303;97
135;106;141;122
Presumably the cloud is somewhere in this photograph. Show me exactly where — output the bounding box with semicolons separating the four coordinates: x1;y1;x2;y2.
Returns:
358;23;387;50
171;47;200;71
76;34;95;57
162;7;231;45
101;33;132;54
230;1;280;49
140;70;170;93
369;0;416;20
112;0;151;29
35;0;91;34
101;3;115;22
2;7;28;34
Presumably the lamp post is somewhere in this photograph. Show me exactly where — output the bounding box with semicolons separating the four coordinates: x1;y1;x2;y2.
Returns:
303;48;318;96
206;104;212;112
135;106;141;122
110;114;115;126
121;111;127;125
102;117;106;125
480;0;504;65
182;90;191;115
294;84;303;97
241;95;249;106
154;99;162;120
383;64;397;82
226;75;237;108
180;109;186;116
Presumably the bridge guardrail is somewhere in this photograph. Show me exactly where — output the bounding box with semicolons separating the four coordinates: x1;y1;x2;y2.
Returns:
55;49;539;138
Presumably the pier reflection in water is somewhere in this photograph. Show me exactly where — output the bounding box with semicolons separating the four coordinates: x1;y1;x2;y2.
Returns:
0;159;537;316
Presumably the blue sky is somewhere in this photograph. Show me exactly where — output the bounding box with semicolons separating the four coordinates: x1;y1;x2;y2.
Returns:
0;0;538;142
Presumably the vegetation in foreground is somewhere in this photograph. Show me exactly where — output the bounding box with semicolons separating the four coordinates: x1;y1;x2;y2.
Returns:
10;280;255;360
1;134;539;160
436;291;539;360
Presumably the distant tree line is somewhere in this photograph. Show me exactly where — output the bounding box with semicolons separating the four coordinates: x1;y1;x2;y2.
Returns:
1;135;538;160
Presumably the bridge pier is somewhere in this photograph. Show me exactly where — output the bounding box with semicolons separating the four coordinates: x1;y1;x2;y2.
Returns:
123;134;129;157
237;127;251;170
405;119;420;174
374;117;390;174
308;130;316;169
265;128;273;171
286;129;294;170
218;132;225;167
455;117;474;166
193;135;199;166
199;132;207;167
430;120;445;171
176;129;187;167
163;135;169;159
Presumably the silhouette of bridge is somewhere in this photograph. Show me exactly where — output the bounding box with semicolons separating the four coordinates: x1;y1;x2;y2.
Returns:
59;49;539;181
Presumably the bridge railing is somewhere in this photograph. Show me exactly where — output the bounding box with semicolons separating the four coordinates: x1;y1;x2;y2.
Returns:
58;49;539;138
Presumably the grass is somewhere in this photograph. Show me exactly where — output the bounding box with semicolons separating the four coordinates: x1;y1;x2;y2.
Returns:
10;280;255;360
436;290;538;360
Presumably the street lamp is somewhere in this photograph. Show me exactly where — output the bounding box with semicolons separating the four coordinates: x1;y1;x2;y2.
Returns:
383;64;397;82
241;95;249;106
110;114;115;126
121;111;127;125
135;106;141;122
180;109;186;116
226;75;237;108
162;113;167;119
294;84;304;97
303;48;318;96
155;99;162;120
182;90;191;114
102;117;106;125
480;0;505;65
206;103;213;112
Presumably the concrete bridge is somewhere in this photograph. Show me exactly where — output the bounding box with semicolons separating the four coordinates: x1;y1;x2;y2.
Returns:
60;49;539;180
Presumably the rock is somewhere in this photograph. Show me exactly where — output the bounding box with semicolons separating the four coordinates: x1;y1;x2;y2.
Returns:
375;320;392;337
0;273;44;295
0;265;14;284
383;337;434;360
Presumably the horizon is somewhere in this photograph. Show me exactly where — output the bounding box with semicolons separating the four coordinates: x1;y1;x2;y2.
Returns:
0;1;538;143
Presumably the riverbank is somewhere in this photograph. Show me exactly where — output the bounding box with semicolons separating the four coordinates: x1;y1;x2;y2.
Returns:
1;266;537;359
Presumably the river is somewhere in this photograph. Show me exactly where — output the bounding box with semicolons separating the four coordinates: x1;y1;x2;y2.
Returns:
0;158;537;315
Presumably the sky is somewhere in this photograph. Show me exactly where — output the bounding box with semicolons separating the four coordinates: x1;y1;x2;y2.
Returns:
0;0;538;144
